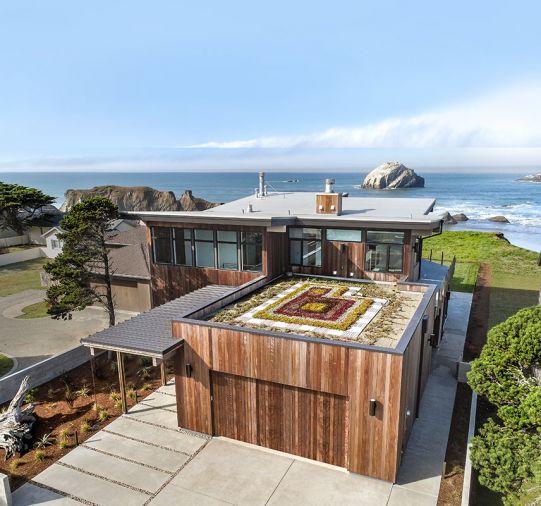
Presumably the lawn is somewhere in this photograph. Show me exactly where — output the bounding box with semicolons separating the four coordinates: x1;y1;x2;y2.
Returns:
424;231;541;325
16;300;49;319
0;354;14;377
0;258;47;297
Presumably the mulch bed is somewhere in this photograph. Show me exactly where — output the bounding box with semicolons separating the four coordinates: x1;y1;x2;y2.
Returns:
437;263;491;506
0;353;173;491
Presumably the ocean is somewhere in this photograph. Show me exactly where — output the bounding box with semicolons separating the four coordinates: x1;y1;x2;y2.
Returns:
1;171;540;252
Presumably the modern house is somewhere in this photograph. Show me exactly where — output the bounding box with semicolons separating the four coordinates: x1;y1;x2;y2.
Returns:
82;174;452;483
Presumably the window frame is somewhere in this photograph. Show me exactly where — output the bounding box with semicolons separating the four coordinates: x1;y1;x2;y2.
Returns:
216;230;240;270
364;229;405;273
173;228;194;267
325;228;363;243
151;226;174;265
194;229;217;269
240;231;263;272
288;227;323;267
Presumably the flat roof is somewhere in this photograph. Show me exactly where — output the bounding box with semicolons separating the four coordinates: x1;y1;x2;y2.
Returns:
126;192;442;230
81;284;237;358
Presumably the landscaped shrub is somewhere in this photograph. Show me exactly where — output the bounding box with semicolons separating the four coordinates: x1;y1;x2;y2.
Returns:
33;433;54;449
468;306;541;504
34;450;45;461
80;421;91;434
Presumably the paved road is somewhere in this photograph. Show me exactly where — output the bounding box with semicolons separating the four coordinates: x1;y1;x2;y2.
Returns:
0;289;135;373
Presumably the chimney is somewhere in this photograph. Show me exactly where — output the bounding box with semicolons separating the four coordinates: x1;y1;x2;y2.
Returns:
316;178;342;215
258;172;266;197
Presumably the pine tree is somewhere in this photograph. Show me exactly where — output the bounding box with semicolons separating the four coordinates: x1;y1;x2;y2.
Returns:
44;197;119;326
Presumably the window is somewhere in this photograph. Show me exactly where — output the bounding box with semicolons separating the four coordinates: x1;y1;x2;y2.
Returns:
194;229;215;268
289;228;322;267
174;228;193;266
152;227;173;264
217;231;238;270
326;229;363;242
365;230;404;273
241;232;262;271
51;239;63;249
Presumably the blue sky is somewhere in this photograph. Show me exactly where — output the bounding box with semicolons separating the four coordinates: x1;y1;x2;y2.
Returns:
1;1;540;171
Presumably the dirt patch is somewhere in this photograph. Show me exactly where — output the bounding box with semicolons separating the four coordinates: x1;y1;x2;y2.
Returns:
463;263;491;361
0;353;173;491
437;383;472;506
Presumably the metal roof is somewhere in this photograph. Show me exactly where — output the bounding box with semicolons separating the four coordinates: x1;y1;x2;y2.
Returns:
81;284;237;358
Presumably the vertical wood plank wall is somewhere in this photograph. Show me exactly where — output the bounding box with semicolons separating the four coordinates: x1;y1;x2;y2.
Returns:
173;321;410;482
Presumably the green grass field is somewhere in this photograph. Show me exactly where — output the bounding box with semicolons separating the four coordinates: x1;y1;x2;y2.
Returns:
0;258;47;297
16;300;49;319
0;354;14;377
424;231;541;326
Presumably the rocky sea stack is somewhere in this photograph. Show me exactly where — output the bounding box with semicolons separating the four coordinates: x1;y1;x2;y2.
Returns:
361;162;424;189
518;173;541;183
61;185;219;212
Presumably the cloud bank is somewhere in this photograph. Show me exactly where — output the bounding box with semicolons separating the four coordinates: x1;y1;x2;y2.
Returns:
189;83;541;149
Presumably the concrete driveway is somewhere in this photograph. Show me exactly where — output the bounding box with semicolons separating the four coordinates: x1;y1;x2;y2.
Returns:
12;381;394;506
0;290;135;373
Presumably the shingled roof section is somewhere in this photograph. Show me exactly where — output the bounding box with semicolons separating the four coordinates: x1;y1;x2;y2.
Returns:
81;284;236;358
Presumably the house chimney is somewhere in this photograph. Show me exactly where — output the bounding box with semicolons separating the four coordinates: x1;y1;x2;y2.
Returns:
258;172;266;197
325;178;335;193
316;178;342;215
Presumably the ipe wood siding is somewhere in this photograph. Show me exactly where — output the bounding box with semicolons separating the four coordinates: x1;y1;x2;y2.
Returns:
172;284;436;483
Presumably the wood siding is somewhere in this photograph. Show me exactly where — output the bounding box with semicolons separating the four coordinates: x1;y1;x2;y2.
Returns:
211;372;349;467
173;321;416;481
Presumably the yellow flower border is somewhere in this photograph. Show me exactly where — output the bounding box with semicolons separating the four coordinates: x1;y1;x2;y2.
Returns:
253;283;374;331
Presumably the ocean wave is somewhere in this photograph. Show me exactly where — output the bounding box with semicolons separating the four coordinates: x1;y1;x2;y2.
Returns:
434;204;541;226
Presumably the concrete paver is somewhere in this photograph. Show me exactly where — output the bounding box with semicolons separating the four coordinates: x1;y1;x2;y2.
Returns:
83;430;189;472
105;416;206;455
59;445;171;493
150;482;232;506
12;483;81;505
267;459;392;505
171;438;294;505
126;402;180;429
31;464;149;506
134;391;177;410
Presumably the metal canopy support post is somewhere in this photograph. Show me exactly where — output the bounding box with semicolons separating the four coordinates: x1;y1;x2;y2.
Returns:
116;351;128;414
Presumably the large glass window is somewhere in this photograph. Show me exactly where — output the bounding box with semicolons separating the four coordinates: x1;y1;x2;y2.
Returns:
365;230;404;273
174;228;193;266
241;232;262;271
326;229;363;242
195;229;215;268
289;228;322;267
217;230;238;270
152;227;173;264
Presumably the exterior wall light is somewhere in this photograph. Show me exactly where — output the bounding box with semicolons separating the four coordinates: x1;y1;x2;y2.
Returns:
185;363;193;378
369;399;377;416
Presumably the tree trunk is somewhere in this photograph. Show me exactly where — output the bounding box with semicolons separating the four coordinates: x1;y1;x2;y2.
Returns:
0;376;36;460
102;250;115;327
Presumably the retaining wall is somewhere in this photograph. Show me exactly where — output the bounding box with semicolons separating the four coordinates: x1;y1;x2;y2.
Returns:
0;345;93;405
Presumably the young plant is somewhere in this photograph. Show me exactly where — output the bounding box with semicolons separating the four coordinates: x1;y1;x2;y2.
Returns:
58;429;70;441
127;388;136;400
97;409;109;422
34;432;54;449
10;459;22;471
24;388;37;404
114;399;123;410
58;440;68;449
109;391;120;402
138;366;152;380
110;361;118;374
64;386;75;407
76;385;90;398
142;383;152;391
34;450;45;461
80;421;91;434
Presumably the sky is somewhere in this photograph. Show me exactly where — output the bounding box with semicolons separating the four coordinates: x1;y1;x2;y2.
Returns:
1;1;540;172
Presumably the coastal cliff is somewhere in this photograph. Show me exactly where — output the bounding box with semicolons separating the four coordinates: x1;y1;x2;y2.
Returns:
361;162;425;189
60;185;219;212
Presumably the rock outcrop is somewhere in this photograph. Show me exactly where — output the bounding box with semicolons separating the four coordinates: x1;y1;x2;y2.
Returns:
361;162;424;189
61;186;219;212
442;212;457;224
518;173;541;183
452;213;469;222
488;215;510;223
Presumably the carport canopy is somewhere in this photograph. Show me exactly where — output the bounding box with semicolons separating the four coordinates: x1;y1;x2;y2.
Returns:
80;284;238;412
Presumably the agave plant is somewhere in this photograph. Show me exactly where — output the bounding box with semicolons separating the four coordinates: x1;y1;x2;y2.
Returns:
34;432;54;449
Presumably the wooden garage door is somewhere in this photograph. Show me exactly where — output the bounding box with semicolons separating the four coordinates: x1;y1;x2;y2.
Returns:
211;372;349;468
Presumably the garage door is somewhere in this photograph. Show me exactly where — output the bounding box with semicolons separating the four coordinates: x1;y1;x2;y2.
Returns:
211;372;349;468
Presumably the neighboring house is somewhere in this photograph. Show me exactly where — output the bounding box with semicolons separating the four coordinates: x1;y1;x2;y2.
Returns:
82;174;452;483
90;225;151;313
40;227;64;258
